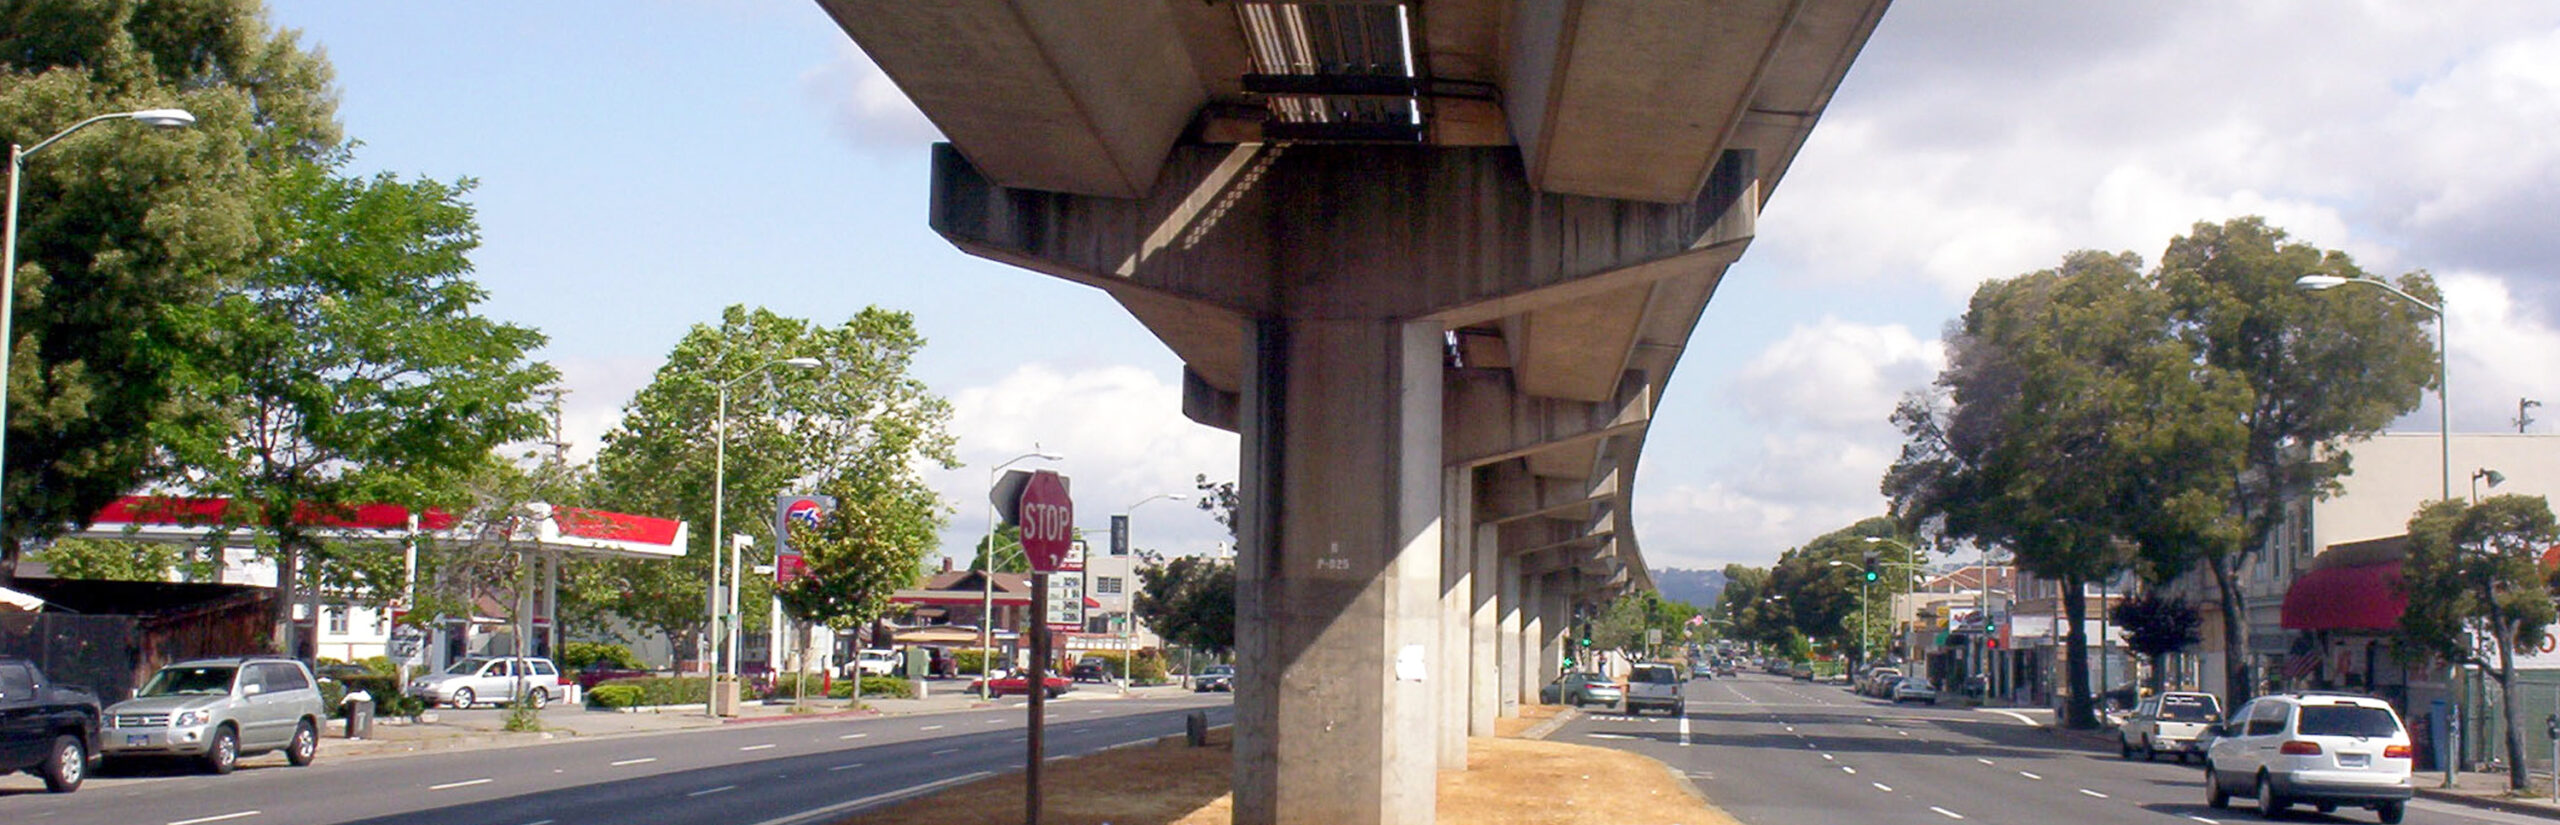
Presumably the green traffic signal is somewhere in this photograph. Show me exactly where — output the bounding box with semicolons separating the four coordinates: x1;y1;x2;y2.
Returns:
1864;569;1878;582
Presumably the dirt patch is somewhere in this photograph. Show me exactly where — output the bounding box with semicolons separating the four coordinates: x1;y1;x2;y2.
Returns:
1494;703;1561;738
826;716;1733;825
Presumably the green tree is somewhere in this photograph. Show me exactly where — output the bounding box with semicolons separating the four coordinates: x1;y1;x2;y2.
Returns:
160;153;554;653
0;0;340;581
2160;217;2437;708
26;537;209;581
1134;555;1235;655
1887;250;2219;728
2398;494;2560;792
592;306;954;665
2110;593;2201;692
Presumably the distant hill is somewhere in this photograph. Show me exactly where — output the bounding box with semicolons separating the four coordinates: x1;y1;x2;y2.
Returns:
1651;567;1726;609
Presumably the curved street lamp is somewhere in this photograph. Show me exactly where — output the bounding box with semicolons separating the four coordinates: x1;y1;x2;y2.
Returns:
2297;273;2450;501
704;356;824;715
1;107;197;534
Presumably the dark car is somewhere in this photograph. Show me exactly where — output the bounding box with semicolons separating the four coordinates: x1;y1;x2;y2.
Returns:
1070;656;1111;683
575;664;654;690
1195;664;1236;693
1;658;103;792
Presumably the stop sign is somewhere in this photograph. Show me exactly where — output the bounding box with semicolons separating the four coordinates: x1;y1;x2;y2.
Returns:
1018;470;1075;572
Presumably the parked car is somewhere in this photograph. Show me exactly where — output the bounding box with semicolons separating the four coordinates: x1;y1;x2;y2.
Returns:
1889;677;1938;705
970;673;1072;699
0;658;101;792
1788;661;1816;681
1071;656;1113;683
1539;672;1623;709
1195;664;1236;693
574;663;654;690
1857;667;1903;697
851;649;901;678
406;656;562;709
2119;691;2223;763
100;657;325;775
1624;662;1685;716
2203;692;2412;823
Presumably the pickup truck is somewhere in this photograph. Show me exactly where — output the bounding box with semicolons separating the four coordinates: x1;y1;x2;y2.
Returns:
0;658;102;792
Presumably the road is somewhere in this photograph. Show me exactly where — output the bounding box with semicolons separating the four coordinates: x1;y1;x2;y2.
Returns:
0;693;1233;825
1561;673;2542;825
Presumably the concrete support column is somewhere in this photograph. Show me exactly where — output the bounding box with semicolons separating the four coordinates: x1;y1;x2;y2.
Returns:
1519;571;1543;709
1468;522;1500;735
1538;572;1567;690
1497;552;1523;718
1234;317;1445;825
1437;466;1473;766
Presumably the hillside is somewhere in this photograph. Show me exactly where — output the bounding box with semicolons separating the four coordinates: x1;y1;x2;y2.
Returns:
1650;567;1726;609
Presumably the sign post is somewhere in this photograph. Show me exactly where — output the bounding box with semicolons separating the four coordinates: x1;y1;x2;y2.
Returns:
1016;470;1074;825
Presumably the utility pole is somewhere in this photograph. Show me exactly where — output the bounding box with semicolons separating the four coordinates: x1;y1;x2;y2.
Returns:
2517;397;2540;434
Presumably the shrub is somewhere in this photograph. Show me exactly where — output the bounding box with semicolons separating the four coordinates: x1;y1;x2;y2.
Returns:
829;676;914;699
759;672;831;699
588;685;644;708
952;649;999;675
318;679;348;716
595;676;710;706
560;641;645;670
358;656;399;676
1129;649;1170;685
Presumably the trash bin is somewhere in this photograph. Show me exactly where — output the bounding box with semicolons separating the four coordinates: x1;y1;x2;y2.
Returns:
345;697;374;740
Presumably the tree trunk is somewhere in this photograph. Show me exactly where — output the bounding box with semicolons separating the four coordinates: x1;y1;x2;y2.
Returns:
2063;574;2097;730
271;543;301;657
2207;553;2252;710
2498;626;2529;791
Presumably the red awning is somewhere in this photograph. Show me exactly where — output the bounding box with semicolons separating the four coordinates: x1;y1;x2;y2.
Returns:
2280;561;2406;631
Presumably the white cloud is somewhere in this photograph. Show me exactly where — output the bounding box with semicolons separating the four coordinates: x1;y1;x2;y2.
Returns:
1730;317;1945;432
927;363;1237;564
801;43;943;150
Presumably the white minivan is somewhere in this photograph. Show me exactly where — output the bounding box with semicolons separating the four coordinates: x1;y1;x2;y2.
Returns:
2203;693;2412;823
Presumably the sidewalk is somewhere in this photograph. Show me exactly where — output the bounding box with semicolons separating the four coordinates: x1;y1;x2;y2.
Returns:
322;679;1196;763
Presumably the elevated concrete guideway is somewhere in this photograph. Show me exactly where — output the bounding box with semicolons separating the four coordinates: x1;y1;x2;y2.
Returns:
818;2;1887;822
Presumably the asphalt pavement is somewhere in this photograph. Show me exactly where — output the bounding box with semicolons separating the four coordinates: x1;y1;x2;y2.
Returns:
1559;673;2552;825
0;692;1233;825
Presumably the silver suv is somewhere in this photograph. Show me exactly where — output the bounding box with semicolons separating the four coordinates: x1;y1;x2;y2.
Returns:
2119;690;2222;763
1624;662;1685;716
406;656;561;708
2204;693;2412;823
100;657;325;774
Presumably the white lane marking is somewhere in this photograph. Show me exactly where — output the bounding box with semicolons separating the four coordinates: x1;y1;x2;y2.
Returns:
919;725;945;731
1586;733;1639;740
829;763;864;772
1679;714;1691;747
1975;758;1995;766
1983;709;2038;726
930;748;961;756
745;770;994;825
1009;736;1026;743
429;778;492;790
2019;771;2042;780
985;719;1003;724
688;785;738;797
518;820;556;825
740;744;776;751
1943;747;1958;754
2078;789;2109;799
1822;754;1835;761
611;757;657;766
840;733;868;740
169;813;263;825
1873;782;1894;792
1930;806;1966;819
1784;725;1796;732
1897;730;1911;736
1841;766;1857;775
2187;817;2219;825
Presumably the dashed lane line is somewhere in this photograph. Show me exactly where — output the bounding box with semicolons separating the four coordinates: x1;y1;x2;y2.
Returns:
1975;758;1995;766
1982;709;2039;726
1930;806;1966;819
2078;789;2109;799
740;744;776;751
1841;767;1857;775
2187;817;2219;825
610;757;657;766
2018;771;2041;780
1873;783;1894;792
919;725;945;731
930;748;961;757
829;763;864;772
429;778;492;791
688;785;738;798
839;733;867;740
168;813;262;825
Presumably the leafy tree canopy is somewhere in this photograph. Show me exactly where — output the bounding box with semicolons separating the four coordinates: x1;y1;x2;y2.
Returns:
1135;555;1234;655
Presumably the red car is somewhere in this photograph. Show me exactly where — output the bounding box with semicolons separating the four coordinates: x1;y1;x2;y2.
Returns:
969;673;1073;699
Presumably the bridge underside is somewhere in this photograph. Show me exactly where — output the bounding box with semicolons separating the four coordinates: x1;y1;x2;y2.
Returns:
821;1;1887;822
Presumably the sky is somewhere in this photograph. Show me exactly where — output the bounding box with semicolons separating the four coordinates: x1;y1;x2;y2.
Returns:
264;1;2560;575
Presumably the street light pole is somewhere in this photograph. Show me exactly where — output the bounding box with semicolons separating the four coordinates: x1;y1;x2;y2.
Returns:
981;450;1062;682
2;108;195;539
706;356;823;716
1114;493;1185;685
2297;274;2451;501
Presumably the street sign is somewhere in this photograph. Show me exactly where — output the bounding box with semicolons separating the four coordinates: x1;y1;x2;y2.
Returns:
1019;470;1074;572
387;626;427;666
1110;514;1129;556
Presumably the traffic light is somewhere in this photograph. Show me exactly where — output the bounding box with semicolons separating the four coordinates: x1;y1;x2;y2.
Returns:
1864;568;1879;583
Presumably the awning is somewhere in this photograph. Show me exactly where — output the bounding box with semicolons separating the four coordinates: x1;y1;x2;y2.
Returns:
892;625;1011;645
0;585;42;612
2280;561;2405;631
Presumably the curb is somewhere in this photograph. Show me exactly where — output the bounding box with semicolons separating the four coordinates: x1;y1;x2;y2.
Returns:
1518;706;1577;741
2413;786;2560;819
